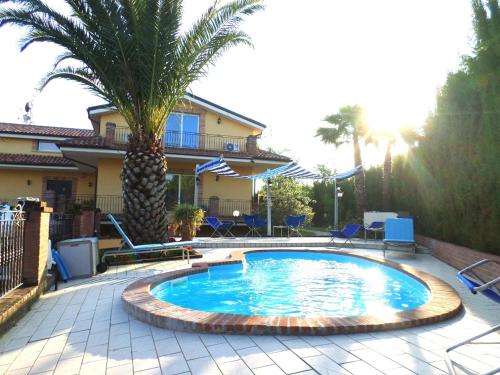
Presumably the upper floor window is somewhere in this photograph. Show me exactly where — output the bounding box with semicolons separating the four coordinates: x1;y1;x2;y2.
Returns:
37;141;60;152
165;113;199;149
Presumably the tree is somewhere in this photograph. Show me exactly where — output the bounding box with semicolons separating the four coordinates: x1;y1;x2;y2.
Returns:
0;0;263;244
258;176;314;227
365;125;420;211
316;105;368;216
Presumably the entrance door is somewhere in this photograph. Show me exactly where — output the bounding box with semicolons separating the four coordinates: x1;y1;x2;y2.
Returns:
44;180;73;212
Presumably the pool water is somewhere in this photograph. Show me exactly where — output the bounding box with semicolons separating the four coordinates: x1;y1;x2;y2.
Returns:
151;251;431;317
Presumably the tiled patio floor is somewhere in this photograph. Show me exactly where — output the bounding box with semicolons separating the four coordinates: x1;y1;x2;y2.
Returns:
0;247;498;375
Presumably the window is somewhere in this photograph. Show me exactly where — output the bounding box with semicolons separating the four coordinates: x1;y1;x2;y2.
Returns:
37;141;60;152
165;113;199;148
165;174;195;210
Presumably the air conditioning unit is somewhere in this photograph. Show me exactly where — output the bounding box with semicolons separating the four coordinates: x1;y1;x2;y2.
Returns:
224;142;240;152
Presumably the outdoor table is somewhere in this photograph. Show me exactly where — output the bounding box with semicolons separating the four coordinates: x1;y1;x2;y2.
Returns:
273;225;289;237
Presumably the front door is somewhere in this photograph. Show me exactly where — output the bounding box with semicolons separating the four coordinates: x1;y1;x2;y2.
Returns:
44;180;73;212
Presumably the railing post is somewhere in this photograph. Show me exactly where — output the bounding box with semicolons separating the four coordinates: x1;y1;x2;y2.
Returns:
22;201;52;287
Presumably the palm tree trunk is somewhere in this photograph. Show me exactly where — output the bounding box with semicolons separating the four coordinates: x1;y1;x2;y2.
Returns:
382;141;392;211
122;138;168;244
352;131;366;216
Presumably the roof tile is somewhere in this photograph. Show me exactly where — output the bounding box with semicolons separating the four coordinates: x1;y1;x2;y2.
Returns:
0;122;95;138
0;153;75;167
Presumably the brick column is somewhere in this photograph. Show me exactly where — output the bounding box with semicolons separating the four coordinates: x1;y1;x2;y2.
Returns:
246;135;258;154
76;210;95;237
22;201;52;286
105;122;116;144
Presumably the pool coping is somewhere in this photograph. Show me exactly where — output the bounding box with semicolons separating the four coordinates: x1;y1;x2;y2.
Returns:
121;248;463;335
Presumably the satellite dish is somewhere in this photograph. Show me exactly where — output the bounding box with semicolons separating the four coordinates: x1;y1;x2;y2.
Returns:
25;102;31;113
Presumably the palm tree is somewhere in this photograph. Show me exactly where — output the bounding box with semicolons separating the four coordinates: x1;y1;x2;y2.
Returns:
367;125;420;210
316;105;368;216
0;0;263;244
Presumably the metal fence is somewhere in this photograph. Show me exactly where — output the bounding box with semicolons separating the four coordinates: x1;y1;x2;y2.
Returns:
49;214;74;244
0;210;25;297
197;199;252;218
114;127;248;153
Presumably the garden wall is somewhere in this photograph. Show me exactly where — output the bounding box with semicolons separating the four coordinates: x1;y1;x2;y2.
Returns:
416;234;500;283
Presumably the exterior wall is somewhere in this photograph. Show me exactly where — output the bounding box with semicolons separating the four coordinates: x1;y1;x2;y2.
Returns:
0;169;95;201
95;157;256;202
98;112;129;137
96;158;123;196
98;100;262;138
201;166;254;201
0;138;61;156
205;112;260;137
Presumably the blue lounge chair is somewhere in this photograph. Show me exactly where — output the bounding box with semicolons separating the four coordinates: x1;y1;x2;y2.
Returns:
205;216;235;237
100;214;198;272
364;221;384;240
243;214;267;237
285;215;305;237
383;218;415;257
329;224;362;247
446;259;500;375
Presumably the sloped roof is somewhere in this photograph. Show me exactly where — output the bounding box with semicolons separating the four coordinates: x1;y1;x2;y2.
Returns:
0;122;95;138
87;93;267;130
0;153;75;167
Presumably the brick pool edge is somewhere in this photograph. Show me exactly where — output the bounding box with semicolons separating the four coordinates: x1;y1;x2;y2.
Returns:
121;249;463;335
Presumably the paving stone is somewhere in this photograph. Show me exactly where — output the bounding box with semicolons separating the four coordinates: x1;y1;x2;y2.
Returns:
267;350;311;374
187;356;221;375
158;353;190;375
218;359;253;375
303;354;350;374
237;346;273;369
155;337;181;357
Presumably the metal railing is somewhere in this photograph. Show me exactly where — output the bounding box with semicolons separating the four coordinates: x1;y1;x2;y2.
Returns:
114;127;248;153
0;209;25;297
197;199;253;218
49;213;74;244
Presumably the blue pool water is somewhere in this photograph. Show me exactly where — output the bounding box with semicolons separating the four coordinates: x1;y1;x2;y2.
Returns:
151;251;431;317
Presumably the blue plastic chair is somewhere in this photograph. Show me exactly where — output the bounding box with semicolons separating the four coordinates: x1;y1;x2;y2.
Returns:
285;215;305;237
205;216;235;237
103;214;198;272
243;214;266;237
383;218;415;257
329;223;362;247
446;259;500;375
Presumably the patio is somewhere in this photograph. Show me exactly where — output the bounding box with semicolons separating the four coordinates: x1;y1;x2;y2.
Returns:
0;247;498;375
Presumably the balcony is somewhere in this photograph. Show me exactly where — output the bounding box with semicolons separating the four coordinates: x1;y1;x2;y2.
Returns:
113;127;254;154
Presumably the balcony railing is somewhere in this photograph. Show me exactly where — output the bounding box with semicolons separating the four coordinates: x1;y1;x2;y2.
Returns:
2;195;254;217
114;127;248;153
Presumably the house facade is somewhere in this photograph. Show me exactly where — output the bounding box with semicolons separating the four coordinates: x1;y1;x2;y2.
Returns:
0;94;290;241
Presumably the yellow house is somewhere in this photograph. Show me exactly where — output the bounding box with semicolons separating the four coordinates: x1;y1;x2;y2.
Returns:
0;94;290;240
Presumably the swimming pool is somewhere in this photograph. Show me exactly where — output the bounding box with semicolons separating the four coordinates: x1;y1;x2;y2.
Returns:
151;251;431;317
122;249;462;335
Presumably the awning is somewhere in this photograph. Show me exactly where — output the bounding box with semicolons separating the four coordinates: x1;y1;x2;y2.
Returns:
195;157;362;181
195;158;240;177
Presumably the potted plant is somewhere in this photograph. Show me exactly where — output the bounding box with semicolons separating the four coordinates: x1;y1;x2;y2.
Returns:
174;204;204;241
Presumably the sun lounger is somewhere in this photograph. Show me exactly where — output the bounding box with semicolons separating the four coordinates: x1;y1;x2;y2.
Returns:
364;221;384;240
383;218;415;257
329;223;362;247
99;214;198;272
445;259;500;375
285;215;305;237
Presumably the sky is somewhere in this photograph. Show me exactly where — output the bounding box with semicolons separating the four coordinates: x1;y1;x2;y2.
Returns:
0;0;474;171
